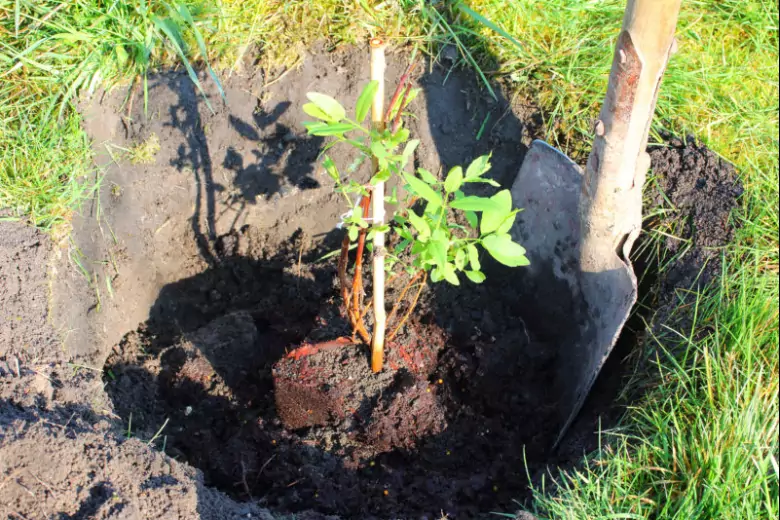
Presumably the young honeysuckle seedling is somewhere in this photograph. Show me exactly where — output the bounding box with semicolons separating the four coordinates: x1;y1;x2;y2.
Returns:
303;69;529;372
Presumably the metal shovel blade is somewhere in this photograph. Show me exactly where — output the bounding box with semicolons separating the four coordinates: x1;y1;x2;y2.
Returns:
510;140;638;448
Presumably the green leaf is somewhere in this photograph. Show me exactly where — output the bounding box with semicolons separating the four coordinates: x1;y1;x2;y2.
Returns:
403;173;443;208
391;127;410;145
482;234;530;267
307;122;355;136
398;225;413;241
467;244;481;271
464;211;479;229
444;166;464;193
407;210;431;240
451;195;502;212
470;178;502;187
480;190;513;235
385;186;399;205
355;80;379;122
465;270;486;284
425;200;441;215
302;121;327;133
303;103;333;121
370;170;392;184
442;263;460;286
430;267;444;283
394;239;411;255
306;92;346;121
403;87;421;107
417;168;438;185
428;236;448;268
455;249;467;270
465;154;492;179
370;140;389;159
323;156;339;181
115;45;129;66
402;139;419;168
496;212;517;235
348;226;359;242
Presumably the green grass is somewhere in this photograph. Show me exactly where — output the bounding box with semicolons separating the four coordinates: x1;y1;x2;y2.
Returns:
0;0;777;518
0;110;94;229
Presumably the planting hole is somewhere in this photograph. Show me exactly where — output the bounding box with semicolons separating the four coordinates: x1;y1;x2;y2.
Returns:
72;48;740;518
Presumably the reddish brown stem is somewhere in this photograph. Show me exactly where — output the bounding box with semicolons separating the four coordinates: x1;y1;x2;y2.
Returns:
337;224;371;344
350;193;373;320
383;61;417;123
391;83;413;134
285;337;354;361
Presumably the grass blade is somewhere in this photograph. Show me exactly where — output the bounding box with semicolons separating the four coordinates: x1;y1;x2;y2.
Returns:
427;6;496;101
14;0;20;37
175;2;225;101
457;2;523;51
151;14;214;113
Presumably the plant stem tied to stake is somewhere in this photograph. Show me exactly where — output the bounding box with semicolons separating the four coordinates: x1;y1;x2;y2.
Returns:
302;40;529;374
370;38;387;373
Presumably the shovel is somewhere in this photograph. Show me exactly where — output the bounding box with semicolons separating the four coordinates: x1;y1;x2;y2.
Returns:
510;0;683;447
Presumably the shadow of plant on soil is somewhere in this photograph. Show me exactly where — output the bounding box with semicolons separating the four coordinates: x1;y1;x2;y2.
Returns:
166;81;323;265
224;106;323;203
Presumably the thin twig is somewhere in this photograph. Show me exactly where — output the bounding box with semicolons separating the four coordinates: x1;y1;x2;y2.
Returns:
27;471;59;498
124;75;138;121
29;3;65;32
296;231;307;289
386;270;424;331
388;272;427;341
263;57;303;89
338;234;351;308
239;460;253;500
255;454;276;483
359;270;404;318
147;418;170;446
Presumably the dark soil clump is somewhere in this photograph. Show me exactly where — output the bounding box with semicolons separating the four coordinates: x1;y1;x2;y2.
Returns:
649;135;744;290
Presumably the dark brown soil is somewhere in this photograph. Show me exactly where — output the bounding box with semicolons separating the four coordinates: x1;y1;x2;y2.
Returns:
0;43;744;520
102;224;557;518
649;134;744;290
0;222;59;362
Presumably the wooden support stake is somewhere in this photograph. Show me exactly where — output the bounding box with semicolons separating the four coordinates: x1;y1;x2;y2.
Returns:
369;38;387;373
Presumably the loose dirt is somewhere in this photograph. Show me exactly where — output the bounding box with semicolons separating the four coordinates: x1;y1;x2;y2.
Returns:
649;134;744;291
0;45;742;520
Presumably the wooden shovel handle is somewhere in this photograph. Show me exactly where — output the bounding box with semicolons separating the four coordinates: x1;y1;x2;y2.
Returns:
580;0;682;267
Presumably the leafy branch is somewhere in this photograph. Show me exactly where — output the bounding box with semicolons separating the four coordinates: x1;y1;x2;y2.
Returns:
303;62;529;371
